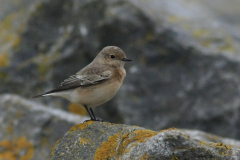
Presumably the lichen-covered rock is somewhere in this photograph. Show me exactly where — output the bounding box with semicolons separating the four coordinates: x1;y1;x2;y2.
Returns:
182;129;240;149
1;0;240;140
0;94;87;160
51;122;240;160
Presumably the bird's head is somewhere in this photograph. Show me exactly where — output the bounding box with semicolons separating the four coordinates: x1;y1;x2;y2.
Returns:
95;46;131;68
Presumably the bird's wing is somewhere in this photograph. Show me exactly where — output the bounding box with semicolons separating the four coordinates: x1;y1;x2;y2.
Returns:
61;70;112;87
45;68;112;93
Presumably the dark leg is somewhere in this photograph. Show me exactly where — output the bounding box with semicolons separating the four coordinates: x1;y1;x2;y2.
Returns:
90;108;96;120
84;105;96;121
90;108;104;122
83;105;103;122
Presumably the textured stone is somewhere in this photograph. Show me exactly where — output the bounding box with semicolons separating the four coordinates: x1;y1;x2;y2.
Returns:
1;0;240;141
51;122;240;160
0;94;86;160
182;129;240;149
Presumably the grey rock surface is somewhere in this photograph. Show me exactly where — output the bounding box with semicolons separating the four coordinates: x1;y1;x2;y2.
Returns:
0;94;86;160
182;129;240;149
1;0;240;141
51;121;240;160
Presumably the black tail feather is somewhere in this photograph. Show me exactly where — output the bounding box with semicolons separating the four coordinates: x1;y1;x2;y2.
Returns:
30;94;44;98
30;89;57;99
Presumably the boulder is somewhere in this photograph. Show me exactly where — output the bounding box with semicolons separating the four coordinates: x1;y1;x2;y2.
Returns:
51;121;240;160
0;94;86;160
1;0;240;140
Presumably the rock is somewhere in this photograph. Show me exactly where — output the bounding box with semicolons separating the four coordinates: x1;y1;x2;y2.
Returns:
0;94;87;160
1;0;240;140
182;129;240;149
51;121;240;160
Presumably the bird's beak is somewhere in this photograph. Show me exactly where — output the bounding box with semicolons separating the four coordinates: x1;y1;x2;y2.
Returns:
121;58;132;62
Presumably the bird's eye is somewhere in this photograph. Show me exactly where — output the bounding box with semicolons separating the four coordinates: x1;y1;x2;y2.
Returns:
110;55;115;59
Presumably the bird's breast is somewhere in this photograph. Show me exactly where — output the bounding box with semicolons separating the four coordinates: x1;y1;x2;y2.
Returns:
73;78;123;108
114;67;126;83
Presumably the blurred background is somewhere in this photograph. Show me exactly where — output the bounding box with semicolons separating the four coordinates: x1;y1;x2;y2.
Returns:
1;0;240;159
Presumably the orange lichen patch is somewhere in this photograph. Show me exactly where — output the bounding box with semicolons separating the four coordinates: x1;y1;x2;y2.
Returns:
159;127;179;133
172;155;179;160
214;142;231;150
133;130;158;143
0;52;9;67
0;137;34;160
50;138;62;158
94;132;120;160
94;129;159;160
198;140;231;156
70;121;93;132
68;103;87;116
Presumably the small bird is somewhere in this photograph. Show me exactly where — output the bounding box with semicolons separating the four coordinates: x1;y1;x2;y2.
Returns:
32;46;131;121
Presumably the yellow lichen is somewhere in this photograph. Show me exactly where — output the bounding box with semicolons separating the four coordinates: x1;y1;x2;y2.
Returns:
159;127;178;132
0;12;23;63
0;13;17;35
139;152;149;160
50;138;62;158
172;155;179;160
70;121;94;132
79;137;91;145
0;137;34;160
94;129;159;160
94;132;120;160
198;140;231;156
68;103;87;116
0;52;9;67
193;29;209;38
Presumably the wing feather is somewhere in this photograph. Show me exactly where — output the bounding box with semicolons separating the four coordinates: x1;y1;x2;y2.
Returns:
45;69;112;93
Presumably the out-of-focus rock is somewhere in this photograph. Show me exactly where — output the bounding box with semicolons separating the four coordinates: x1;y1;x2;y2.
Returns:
1;0;240;140
182;129;240;149
51;121;240;160
0;94;86;160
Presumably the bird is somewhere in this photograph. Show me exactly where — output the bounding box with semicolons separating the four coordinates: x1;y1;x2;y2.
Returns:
32;46;131;121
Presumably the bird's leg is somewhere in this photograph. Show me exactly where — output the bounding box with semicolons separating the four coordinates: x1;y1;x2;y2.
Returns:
83;105;103;122
90;108;96;120
90;108;104;122
84;105;95;121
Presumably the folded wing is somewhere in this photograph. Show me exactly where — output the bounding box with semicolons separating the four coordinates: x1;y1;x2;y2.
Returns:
32;68;112;97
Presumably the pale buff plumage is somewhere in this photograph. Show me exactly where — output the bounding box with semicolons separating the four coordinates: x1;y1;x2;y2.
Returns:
32;46;131;121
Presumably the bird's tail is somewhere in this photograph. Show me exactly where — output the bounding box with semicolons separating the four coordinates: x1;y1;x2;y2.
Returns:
31;90;57;98
31;94;45;98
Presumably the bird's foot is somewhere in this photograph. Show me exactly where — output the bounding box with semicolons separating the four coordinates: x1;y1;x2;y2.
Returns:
84;118;104;123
